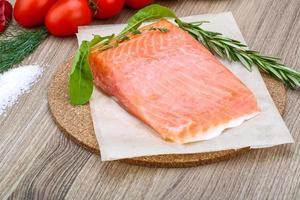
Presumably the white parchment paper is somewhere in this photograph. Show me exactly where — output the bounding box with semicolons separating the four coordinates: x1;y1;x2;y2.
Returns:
77;12;294;161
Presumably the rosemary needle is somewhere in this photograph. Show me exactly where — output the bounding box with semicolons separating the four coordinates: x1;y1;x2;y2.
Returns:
175;19;300;89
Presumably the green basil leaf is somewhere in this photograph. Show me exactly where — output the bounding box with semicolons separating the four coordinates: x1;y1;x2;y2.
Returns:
120;4;177;34
69;41;93;105
69;35;113;105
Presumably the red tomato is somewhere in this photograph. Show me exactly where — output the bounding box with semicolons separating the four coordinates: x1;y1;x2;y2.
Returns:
0;0;13;32
125;0;153;9
93;0;125;19
14;0;56;28
45;0;92;37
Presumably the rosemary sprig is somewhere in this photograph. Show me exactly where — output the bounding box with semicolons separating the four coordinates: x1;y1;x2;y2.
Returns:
175;19;300;89
149;26;169;33
91;27;169;53
0;24;48;73
116;35;130;42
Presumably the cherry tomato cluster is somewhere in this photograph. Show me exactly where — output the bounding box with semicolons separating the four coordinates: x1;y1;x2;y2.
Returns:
13;0;153;37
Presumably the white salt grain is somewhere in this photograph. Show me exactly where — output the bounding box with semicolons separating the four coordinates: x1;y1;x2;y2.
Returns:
0;65;43;116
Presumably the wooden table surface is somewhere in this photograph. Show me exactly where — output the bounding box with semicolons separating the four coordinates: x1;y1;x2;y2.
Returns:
1;0;300;199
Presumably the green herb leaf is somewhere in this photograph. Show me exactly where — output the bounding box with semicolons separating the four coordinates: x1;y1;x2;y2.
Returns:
69;35;112;105
69;41;93;105
120;4;177;35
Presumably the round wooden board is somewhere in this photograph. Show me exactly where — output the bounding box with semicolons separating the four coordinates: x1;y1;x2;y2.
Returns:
48;59;286;168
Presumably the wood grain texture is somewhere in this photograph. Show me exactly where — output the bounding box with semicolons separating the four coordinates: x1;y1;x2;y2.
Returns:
1;0;300;199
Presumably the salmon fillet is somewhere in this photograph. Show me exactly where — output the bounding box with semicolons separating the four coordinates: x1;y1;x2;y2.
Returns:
89;19;260;143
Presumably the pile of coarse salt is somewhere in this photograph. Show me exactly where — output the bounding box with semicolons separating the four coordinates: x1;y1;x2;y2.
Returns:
0;65;43;116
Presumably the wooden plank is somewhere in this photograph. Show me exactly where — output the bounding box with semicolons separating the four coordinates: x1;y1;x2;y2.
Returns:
0;0;300;199
8;133;92;200
0;37;78;199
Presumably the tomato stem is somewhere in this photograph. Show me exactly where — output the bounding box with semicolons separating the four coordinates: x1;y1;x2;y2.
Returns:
88;0;98;17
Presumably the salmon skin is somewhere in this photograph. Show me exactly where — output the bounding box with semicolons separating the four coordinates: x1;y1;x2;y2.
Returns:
89;19;260;143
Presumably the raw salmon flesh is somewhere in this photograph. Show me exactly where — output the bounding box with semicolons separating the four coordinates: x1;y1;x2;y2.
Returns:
89;19;260;143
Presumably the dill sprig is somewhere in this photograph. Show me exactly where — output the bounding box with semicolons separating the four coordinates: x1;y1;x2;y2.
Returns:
175;19;300;89
0;24;48;73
